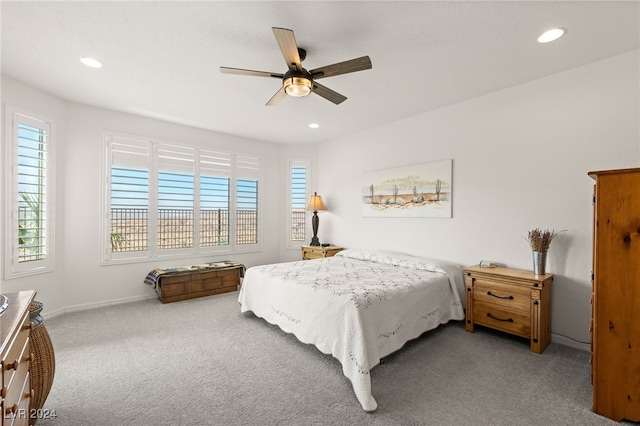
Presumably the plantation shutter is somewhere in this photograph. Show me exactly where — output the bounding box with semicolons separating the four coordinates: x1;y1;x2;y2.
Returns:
108;135;150;253
235;155;260;245
157;143;195;250
199;150;231;247
15;116;49;265
290;162;307;242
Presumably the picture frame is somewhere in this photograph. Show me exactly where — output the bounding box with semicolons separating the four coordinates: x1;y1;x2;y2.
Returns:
362;159;452;218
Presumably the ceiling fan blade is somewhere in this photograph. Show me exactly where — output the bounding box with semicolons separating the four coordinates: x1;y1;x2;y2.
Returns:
272;27;301;72
220;67;283;79
310;56;372;79
311;82;347;105
266;86;287;106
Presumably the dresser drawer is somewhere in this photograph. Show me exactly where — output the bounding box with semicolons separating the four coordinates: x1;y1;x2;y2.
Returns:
473;280;530;312
301;246;343;260
3;341;30;412
302;250;324;260
2;310;31;424
2;311;30;387
473;301;531;338
3;371;30;425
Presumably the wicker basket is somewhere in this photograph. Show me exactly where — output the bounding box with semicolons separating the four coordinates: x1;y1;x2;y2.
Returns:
29;301;56;424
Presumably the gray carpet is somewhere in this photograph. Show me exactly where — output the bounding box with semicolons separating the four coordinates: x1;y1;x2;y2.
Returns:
36;291;617;426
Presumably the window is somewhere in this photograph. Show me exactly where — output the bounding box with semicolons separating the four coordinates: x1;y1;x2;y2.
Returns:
157;144;195;250
288;160;309;246
4;107;55;278
104;132;260;263
236;155;260;245
199;150;231;247
108;135;150;254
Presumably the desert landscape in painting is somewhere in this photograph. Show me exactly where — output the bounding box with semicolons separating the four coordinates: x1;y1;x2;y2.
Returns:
362;159;452;218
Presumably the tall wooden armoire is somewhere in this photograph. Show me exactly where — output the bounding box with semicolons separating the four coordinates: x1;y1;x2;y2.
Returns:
589;167;640;422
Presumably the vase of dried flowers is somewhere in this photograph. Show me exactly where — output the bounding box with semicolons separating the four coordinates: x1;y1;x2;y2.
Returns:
527;228;564;275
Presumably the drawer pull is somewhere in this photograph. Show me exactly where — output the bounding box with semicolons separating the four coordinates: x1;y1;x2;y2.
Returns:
5;359;18;371
5;403;18;415
487;291;514;300
487;313;514;322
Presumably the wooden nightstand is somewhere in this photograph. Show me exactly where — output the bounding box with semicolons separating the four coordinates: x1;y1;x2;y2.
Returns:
301;245;343;260
463;265;553;354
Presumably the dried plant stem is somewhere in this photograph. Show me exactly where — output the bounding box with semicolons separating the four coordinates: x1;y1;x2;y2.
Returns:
527;228;565;252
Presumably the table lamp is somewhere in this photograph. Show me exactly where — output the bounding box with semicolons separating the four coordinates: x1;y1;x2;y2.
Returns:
306;192;327;246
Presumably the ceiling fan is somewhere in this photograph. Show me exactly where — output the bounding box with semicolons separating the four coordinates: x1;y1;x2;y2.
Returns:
220;27;372;106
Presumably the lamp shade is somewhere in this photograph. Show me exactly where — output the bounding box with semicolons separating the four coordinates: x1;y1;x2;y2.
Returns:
306;192;327;211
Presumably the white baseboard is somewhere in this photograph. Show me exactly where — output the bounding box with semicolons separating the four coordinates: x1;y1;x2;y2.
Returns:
552;332;590;352
44;293;157;320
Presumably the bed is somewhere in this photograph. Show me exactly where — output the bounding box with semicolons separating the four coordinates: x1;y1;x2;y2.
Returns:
237;249;466;412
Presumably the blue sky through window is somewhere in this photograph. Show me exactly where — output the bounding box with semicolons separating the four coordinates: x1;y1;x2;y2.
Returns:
111;168;257;211
17;124;46;202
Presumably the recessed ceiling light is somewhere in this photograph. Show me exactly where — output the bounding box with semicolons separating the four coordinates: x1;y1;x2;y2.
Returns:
308;123;319;129
80;57;103;68
537;28;566;43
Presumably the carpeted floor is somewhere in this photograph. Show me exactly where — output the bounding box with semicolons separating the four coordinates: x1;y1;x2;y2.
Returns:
36;291;618;425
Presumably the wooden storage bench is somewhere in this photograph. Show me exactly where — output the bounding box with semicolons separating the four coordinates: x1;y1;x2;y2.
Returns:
144;261;245;304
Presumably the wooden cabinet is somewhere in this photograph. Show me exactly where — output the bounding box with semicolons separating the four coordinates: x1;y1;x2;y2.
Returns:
155;266;243;303
301;246;343;260
464;266;552;354
589;167;640;422
1;290;36;426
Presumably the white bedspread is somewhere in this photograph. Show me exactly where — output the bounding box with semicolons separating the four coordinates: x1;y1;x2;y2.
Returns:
237;249;465;412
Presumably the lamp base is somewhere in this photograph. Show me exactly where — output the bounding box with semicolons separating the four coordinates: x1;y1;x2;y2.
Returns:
310;210;321;246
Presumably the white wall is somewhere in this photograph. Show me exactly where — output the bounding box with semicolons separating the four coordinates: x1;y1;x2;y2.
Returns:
278;143;319;263
1;77;70;314
316;50;640;350
1;76;285;317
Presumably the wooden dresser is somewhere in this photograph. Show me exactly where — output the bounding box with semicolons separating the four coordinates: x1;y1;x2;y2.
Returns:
589;168;640;422
464;265;552;354
301;246;343;260
1;290;36;426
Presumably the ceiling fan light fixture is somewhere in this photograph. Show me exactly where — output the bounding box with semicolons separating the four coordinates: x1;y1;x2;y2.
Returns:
220;27;371;106
284;76;312;97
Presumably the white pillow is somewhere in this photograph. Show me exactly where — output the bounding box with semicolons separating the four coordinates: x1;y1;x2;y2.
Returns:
335;249;465;301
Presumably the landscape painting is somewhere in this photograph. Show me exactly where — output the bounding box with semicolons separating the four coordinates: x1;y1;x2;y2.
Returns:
362;159;452;218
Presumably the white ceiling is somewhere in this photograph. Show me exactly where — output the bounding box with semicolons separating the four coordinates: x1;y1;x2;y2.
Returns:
2;1;639;145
